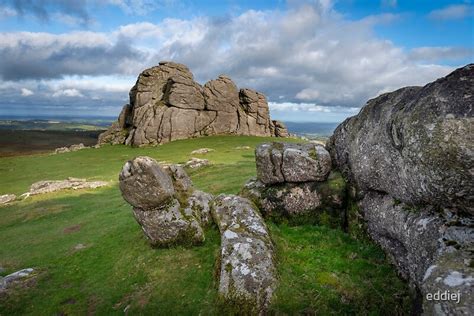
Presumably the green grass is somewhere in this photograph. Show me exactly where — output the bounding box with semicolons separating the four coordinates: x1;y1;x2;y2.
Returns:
0;135;412;314
269;224;413;315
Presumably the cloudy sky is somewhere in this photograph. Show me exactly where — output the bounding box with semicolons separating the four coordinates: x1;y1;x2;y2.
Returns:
0;0;472;122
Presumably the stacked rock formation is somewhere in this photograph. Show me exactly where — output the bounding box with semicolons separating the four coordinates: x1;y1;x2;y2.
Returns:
118;157;276;313
242;142;346;226
328;64;473;314
99;62;288;146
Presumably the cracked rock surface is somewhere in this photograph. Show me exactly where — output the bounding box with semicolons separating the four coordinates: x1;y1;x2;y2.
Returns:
99;61;288;146
256;142;332;184
212;194;277;314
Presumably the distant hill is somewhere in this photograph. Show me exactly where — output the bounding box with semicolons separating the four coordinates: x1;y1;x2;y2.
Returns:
284;121;339;138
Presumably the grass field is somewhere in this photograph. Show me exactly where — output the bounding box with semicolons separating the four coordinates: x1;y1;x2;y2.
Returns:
0;135;412;315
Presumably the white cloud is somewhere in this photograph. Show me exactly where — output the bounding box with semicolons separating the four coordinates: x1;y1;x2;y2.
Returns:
0;0;467;119
269;102;360;114
428;4;473;20
20;88;34;96
409;47;474;62
52;88;84;98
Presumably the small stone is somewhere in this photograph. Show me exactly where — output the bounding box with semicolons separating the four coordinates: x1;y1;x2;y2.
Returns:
73;244;86;250
185;158;210;169
190;148;214;154
0;194;16;205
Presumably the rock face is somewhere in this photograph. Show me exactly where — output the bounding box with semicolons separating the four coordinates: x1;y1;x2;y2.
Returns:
99;62;288;146
243;142;345;226
361;192;473;315
119;157;205;247
327;64;474;314
25;178;108;196
328;64;474;214
212;195;276;313
255;142;332;184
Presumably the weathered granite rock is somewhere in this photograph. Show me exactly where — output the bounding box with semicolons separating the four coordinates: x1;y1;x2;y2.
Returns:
190;148;214;154
185;157;210;169
212;195;276;313
272;120;289;137
119;156;205;247
119;157;175;210
54;143;88;154
162;164;193;193
0;268;35;291
25;178;108;196
256;142;332;184
328;64;474;214
241;171;346;227
98;62;287;146
184;190;214;226
131;199;204;247
0;194;16;205
360;191;473;315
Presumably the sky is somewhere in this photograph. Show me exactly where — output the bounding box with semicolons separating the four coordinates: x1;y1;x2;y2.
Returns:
0;0;472;123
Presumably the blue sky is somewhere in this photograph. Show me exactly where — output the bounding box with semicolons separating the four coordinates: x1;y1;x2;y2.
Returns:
0;0;472;122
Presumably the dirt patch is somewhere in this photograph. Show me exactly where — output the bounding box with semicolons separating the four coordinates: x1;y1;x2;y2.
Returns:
63;224;82;234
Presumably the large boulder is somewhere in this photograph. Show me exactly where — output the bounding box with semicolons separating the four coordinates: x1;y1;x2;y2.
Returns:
327;64;474;315
328;64;474;214
119;157;205;247
212;195;277;314
119;157;175;210
256;142;332;184
98;62;288;146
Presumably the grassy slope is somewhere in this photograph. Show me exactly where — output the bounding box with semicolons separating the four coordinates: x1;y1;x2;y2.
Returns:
0;136;412;315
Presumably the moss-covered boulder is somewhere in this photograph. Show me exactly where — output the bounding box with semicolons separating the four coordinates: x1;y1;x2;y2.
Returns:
241;171;346;227
212;195;277;314
119;157;205;247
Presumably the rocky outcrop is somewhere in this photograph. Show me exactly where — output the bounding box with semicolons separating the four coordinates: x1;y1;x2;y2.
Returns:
0;194;16;205
327;64;474;314
98;62;288;146
212;194;276;314
23;178;108;196
243;142;345;226
328;64;473;214
119;157;205;247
